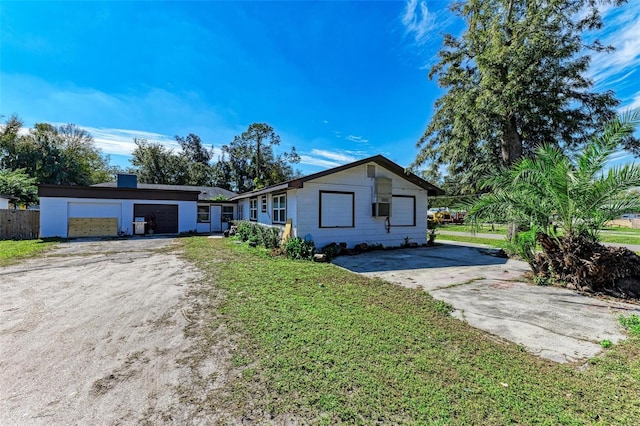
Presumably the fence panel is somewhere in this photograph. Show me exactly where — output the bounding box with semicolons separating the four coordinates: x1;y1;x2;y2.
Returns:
0;210;40;240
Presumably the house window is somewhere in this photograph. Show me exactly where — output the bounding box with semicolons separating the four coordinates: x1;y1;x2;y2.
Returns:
249;198;258;221
272;194;286;224
197;205;210;223
319;191;355;228
261;196;267;213
222;206;234;222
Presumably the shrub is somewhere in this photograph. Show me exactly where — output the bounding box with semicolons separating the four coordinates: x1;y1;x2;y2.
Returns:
234;220;282;249
283;237;315;260
504;226;538;264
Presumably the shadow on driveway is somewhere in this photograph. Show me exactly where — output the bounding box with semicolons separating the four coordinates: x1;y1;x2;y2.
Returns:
332;242;640;364
332;244;508;273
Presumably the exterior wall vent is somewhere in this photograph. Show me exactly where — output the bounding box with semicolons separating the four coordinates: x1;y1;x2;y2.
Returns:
366;164;376;178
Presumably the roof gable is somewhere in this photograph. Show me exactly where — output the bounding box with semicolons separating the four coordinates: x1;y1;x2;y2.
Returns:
231;155;444;200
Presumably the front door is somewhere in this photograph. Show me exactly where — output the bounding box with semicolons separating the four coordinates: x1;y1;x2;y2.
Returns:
211;205;222;232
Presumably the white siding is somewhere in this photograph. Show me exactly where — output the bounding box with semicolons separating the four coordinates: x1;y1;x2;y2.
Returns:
294;162;428;248
40;197;198;238
0;198;10;209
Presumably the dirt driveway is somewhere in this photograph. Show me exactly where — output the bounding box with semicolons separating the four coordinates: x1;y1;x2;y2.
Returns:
333;242;640;363
0;237;220;425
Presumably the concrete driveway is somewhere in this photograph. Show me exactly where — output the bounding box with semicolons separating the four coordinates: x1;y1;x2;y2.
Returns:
332;242;640;363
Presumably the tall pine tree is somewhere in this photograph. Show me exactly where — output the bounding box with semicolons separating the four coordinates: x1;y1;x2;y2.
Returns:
413;0;631;194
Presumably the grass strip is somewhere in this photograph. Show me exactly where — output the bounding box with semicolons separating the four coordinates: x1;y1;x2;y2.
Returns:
436;233;509;249
0;239;57;266
182;237;640;424
440;228;640;246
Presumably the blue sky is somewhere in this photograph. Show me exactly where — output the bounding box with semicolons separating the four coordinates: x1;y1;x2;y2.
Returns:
1;1;639;175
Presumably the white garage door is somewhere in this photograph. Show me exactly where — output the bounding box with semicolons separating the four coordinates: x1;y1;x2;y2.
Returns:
68;202;122;218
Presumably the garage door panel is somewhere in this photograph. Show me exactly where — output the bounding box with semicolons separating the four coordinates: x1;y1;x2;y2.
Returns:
67;202;121;237
68;202;121;218
68;218;118;237
133;204;179;234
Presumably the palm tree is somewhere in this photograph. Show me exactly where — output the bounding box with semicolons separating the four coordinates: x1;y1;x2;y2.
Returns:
468;111;640;297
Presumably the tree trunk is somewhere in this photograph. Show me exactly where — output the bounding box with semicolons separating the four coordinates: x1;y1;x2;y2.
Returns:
501;115;522;166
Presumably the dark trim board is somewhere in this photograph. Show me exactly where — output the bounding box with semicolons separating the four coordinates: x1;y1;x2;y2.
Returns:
39;185;200;201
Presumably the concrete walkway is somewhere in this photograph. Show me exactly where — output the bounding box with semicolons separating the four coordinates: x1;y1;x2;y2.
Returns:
437;229;640;252
332;244;640;363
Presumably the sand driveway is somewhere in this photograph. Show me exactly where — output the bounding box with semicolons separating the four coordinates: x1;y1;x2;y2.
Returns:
0;237;217;425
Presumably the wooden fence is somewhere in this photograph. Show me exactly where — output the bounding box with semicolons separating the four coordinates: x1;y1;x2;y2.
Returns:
0;210;40;240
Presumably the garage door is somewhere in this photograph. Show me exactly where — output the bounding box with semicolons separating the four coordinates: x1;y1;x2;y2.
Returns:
68;202;121;237
133;204;179;234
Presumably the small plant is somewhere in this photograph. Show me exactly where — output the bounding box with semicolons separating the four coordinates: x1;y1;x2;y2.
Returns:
433;299;454;316
533;273;552;286
427;226;438;245
619;314;640;335
504;226;538;265
600;339;613;348
283;237;315;260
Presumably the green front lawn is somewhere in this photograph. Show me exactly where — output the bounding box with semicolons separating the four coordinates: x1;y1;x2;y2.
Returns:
440;225;640;246
182;237;640;424
0;239;57;266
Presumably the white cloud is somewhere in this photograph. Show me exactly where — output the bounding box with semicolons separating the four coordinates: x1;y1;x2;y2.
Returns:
11;124;224;160
309;149;359;163
81;126;179;156
628;92;640;111
345;135;369;144
299;149;370;169
587;4;640;107
401;0;435;44
299;155;342;169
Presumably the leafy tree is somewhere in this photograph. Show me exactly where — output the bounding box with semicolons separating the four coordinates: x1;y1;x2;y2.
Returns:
413;0;630;192
468;111;640;296
175;133;217;186
129;138;190;185
0;116;112;186
217;123;300;193
131;134;221;186
0;169;38;206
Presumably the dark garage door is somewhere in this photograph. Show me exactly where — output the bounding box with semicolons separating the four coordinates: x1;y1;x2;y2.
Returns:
133;204;179;234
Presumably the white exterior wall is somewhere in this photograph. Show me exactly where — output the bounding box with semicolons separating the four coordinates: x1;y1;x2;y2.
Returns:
40;197;198;238
0;198;9;209
294;162;428;248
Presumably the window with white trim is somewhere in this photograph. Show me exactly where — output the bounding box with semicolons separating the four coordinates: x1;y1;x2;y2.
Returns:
261;196;267;213
197;205;210;223
272;194;286;224
249;198;258;221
